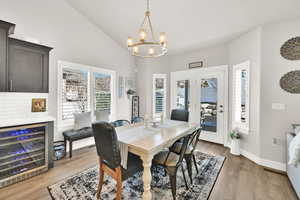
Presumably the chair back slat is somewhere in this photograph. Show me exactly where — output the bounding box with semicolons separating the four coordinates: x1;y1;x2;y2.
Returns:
177;134;193;165
190;129;201;152
92;122;121;169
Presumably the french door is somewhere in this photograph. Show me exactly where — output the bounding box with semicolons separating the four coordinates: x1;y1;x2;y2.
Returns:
171;66;228;144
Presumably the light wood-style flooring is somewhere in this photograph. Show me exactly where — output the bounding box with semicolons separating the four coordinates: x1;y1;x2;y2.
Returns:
0;141;298;200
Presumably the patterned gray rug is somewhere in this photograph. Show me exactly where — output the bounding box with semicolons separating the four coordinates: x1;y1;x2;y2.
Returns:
48;152;225;200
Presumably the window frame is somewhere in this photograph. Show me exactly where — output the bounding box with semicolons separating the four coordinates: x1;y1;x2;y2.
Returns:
57;61;116;127
232;60;250;134
152;74;167;118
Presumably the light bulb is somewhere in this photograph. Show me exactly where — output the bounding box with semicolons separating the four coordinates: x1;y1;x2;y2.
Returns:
139;29;146;41
127;37;133;47
133;46;139;54
149;48;155;55
162;41;167;48
160;32;166;44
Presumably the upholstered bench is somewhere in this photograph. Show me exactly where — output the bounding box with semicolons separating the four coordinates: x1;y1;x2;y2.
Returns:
63;127;93;158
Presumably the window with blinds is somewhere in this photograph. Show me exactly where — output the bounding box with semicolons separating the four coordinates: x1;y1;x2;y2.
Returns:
62;68;89;120
153;74;167;117
232;61;250;133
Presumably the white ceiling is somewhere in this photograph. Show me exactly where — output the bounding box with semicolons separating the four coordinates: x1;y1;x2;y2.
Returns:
65;0;300;54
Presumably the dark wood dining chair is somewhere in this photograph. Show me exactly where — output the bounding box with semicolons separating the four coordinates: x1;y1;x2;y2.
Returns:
110;119;131;127
152;134;193;200
170;109;189;122
170;129;201;183
92;122;143;200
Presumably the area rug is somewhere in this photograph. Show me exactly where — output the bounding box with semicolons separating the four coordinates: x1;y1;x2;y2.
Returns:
48;152;225;200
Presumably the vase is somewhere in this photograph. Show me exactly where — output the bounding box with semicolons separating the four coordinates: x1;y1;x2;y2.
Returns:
230;139;241;155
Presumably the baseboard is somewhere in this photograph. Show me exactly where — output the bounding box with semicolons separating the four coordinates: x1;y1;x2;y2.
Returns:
240;149;286;172
260;158;286;172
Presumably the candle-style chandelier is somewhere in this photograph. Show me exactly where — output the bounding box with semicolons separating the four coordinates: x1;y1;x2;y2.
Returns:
127;0;167;58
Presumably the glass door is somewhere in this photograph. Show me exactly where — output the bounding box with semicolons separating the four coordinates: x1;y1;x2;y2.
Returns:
197;73;225;144
171;66;227;145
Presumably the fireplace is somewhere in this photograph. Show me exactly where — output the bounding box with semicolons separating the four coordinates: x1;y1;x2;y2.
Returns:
0;123;51;188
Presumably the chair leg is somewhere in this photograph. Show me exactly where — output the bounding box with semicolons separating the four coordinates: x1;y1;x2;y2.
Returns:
63;138;67;158
181;166;189;190
184;155;193;184
168;173;177;200
116;167;122;200
69;140;73;158
193;154;199;175
97;160;104;199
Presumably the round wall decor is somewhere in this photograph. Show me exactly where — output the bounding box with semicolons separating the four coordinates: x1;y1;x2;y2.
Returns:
280;37;300;60
280;70;300;94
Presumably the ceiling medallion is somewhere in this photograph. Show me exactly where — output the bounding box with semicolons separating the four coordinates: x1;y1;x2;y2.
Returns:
127;0;167;58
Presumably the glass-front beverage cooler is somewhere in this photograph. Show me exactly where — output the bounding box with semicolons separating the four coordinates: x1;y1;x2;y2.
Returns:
0;123;48;188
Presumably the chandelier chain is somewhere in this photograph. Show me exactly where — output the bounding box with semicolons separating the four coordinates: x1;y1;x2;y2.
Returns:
147;0;150;12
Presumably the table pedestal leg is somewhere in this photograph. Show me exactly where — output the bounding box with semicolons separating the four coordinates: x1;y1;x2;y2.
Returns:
142;154;153;200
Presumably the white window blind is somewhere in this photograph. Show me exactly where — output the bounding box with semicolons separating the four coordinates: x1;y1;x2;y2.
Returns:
62;68;89;120
153;74;167;117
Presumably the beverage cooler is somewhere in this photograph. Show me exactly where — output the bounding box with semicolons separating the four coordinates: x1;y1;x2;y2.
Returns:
0;123;51;188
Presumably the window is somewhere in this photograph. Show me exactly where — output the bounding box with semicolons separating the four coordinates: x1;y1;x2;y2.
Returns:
153;74;167;118
232;61;250;133
176;80;189;110
94;72;112;121
62;68;89;120
58;61;115;124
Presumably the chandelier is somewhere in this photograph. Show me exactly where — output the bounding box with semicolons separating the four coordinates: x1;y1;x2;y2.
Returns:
127;0;167;58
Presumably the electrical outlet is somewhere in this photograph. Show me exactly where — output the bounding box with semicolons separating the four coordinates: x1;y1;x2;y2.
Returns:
272;103;285;110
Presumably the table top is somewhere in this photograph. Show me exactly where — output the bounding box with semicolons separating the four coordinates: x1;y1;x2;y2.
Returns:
116;120;198;155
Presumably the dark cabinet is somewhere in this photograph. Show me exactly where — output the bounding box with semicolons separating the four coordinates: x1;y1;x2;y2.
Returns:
8;38;52;93
0;20;52;93
0;20;15;92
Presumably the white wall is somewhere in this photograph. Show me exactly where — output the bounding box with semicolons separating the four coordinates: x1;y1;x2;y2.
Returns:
168;44;229;72
228;27;262;156
0;0;135;142
260;18;300;164
136;57;170;117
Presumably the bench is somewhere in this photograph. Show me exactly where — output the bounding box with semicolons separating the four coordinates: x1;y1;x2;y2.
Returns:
63;127;93;158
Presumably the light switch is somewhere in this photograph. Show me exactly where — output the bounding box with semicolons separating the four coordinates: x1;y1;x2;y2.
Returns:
272;103;285;110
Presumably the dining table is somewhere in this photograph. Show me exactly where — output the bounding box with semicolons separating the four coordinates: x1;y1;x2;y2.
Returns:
115;119;199;200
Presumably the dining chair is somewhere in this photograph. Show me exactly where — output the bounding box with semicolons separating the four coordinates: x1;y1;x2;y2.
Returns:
110;119;131;127
152;134;193;200
92;122;143;200
170;109;189;122
170;129;201;184
131;116;144;124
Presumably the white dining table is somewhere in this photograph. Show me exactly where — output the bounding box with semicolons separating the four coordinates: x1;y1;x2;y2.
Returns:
115;120;199;200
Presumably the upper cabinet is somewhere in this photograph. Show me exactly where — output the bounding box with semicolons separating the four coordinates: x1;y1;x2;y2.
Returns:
8;38;52;93
0;20;15;92
0;20;52;93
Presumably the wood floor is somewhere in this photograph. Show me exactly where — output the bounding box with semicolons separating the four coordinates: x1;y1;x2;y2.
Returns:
0;141;298;200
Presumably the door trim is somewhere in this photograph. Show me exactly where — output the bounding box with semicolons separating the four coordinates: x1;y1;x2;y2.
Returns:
170;65;229;146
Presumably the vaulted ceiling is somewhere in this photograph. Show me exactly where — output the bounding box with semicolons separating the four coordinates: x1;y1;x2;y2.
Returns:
65;0;300;54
